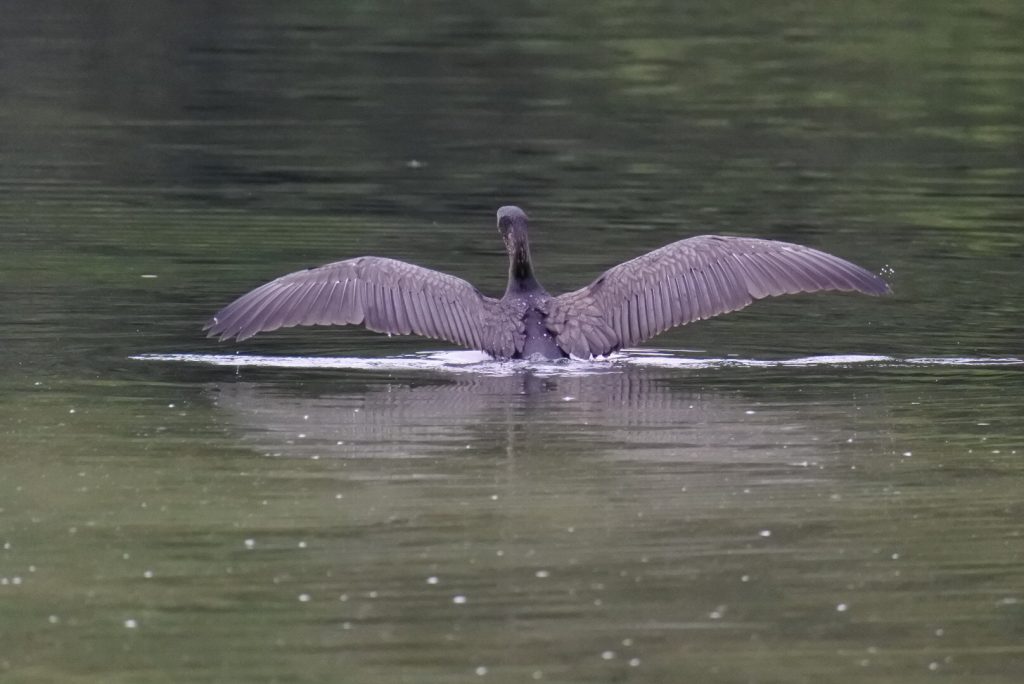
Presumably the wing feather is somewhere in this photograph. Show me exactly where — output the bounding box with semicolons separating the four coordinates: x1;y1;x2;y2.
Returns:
627;294;641;345
205;256;521;357
641;291;652;340
657;279;673;334
546;235;890;359
435;294;461;345
692;269;711;320
399;288;420;334
219;281;285;332
299;280;331;327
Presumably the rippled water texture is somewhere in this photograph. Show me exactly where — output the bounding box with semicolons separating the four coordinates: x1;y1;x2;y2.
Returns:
2;2;1023;683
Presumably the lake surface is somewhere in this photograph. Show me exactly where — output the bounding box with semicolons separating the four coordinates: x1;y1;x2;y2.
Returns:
2;2;1023;682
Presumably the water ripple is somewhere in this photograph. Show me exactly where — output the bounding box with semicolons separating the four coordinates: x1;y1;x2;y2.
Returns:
132;350;1024;376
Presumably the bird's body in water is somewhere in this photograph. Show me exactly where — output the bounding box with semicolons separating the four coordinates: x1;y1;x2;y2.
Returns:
206;206;890;360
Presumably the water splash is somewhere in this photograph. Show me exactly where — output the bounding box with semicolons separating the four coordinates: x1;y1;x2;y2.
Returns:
131;349;1024;376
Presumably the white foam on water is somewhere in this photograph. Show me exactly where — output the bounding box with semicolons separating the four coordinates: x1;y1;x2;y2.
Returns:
131;349;1024;376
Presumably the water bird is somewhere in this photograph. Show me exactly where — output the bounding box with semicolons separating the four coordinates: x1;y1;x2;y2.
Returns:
205;206;890;359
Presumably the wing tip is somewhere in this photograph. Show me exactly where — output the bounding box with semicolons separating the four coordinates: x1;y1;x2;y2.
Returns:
866;273;892;296
203;316;249;343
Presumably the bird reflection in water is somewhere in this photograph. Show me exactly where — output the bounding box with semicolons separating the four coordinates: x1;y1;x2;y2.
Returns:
209;367;887;468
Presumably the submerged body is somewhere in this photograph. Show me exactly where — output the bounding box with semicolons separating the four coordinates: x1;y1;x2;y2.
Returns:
206;206;890;359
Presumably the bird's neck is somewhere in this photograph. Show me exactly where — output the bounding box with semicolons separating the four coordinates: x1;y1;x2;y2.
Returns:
505;238;544;296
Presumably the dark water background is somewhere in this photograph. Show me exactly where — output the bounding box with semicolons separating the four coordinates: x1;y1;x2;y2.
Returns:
2;2;1022;682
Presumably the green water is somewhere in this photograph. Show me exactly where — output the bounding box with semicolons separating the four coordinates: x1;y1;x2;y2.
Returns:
2;2;1023;682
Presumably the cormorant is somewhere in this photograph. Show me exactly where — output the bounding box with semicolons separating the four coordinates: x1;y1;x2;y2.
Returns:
205;206;890;359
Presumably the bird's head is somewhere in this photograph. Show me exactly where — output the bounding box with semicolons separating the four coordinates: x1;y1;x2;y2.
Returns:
497;205;529;250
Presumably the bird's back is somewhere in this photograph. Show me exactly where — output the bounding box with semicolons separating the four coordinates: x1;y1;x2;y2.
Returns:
519;303;566;360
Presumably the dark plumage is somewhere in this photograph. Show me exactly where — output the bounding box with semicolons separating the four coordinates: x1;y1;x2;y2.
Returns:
205;206;890;359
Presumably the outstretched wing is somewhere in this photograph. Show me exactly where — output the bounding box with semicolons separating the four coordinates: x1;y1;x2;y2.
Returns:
545;235;890;359
205;257;523;358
